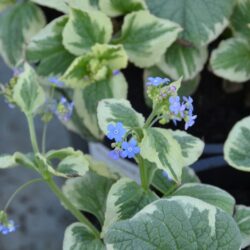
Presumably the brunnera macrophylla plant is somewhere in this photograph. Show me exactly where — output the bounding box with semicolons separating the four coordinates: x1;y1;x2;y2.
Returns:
0;64;249;249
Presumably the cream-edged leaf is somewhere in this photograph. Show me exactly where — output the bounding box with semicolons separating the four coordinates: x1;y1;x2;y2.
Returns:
67;0;99;11
30;0;68;13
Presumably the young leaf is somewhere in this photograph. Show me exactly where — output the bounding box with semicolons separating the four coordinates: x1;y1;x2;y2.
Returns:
157;42;208;81
230;0;250;39
146;0;235;46
63;8;112;55
140;128;185;182
234;205;250;249
210;37;250;82
66;0;99;11
224;116;250;171
72;73;128;139
169;130;204;167
116;10;182;67
62;171;115;225
97;99;145;134
102;178;158;234
62;44;128;88
30;0;68;13
0;154;17;169
46;147;76;160
105;197;241;250
27;16;75;76
63;223;105;250
172;183;235;214
99;0;146;17
0;1;46;66
13;64;46;115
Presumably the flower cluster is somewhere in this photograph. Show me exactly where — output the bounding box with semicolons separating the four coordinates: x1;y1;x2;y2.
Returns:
52;97;74;122
146;76;197;130
107;122;140;160
0;211;16;235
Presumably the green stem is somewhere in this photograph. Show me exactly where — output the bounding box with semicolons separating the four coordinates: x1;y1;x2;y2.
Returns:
137;156;148;190
27;115;39;154
41;124;48;155
46;177;100;238
4;178;44;212
144;110;156;128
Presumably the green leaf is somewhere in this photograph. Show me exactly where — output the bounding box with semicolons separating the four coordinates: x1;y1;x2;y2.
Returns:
178;75;200;96
0;154;17;169
105;196;241;250
140;128;185;182
157;42;208;81
63;222;105;250
46;147;76;160
172;183;235;214
97;98;145;134
66;0;99;11
27;16;75;76
152;167;200;195
30;0;68;13
230;0;250;39
234;205;250;248
13;64;46;115
62;171;115;225
169;130;204;167
99;0;146;17
62;44;128;88
72;73;128;139
116;10;182;67
224;116;250;171
0;1;46;66
210;37;250;82
102;178;158;234
145;0;235;46
63;8;112;55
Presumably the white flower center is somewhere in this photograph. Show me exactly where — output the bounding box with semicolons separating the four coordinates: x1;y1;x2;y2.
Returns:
113;129;119;134
128;147;133;152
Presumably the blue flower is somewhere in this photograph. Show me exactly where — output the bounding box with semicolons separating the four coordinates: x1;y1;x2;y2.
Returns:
146;77;170;86
112;70;120;76
108;149;121;160
185;114;197;130
169;96;181;115
48;76;65;87
54;97;74;122
120;138;140;159
0;220;16;235
107;122;126;142
183;96;194;112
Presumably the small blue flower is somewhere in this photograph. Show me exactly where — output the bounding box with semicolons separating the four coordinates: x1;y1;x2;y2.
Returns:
146;77;170;86
108;149;121;160
185;114;197;130
120;138;140;159
169;96;181;115
48;76;65;88
0;220;16;235
112;70;120;76
183;96;194;113
107;122;126;142
54;97;74;122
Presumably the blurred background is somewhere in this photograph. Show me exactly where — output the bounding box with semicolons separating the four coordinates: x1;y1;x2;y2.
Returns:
0;57;74;250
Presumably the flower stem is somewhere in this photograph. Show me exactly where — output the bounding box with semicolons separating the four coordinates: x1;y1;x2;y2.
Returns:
4;178;44;212
41;123;48;155
46;177;100;238
137;156;149;190
27;115;39;154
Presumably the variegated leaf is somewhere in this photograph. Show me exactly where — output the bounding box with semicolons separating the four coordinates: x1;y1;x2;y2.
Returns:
116;10;182;67
97;99;145;134
62;44;127;88
169;130;204;167
146;0;235;46
62;171;115;225
224;116;250;171
30;0;68;13
27;16;75;76
230;0;250;39
102;178;158;234
105;196;241;250
63;8;112;55
0;0;14;12
0;154;17;169
157;42;208;81
13;64;46;115
234;205;250;248
66;0;99;11
73;73;128;140
173;183;235;214
140;128;185;182
210;37;250;82
99;0;146;17
0;1;46;66
63;223;105;250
